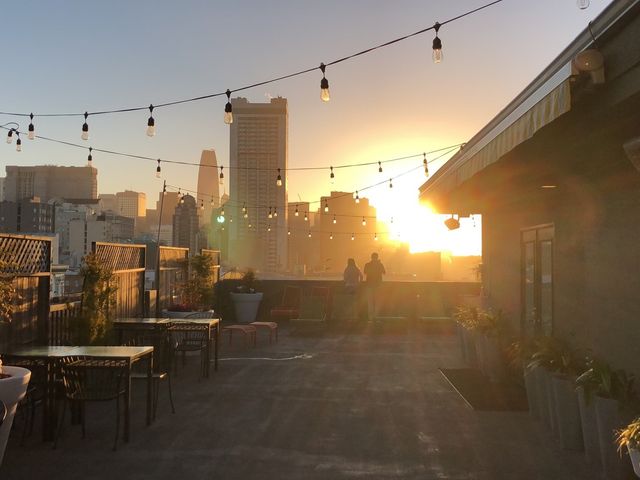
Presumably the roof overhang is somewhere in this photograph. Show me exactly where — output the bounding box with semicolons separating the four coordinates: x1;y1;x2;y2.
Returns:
419;0;640;212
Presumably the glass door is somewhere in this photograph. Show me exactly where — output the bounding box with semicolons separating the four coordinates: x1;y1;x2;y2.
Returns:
521;225;554;336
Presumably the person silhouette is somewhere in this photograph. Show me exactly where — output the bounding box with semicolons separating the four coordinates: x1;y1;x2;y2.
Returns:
343;258;363;294
363;252;386;321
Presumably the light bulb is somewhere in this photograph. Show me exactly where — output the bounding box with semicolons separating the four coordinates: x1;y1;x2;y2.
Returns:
242;203;247;213
378;162;383;173
221;208;225;216
274;207;278;218
219;166;224;185
308;231;312;238
16;137;22;152
81;112;89;141
329;166;334;184
324;201;329;213
287;230;291;236
295;205;299;217
146;105;156;137
276;168;283;187
355;191;360;204
362;217;366;226
6;130;13;144
268;208;273;219
224;89;233;124
200;201;205;210
330;233;333;240
210;198;214;206
267;225;271;232
389;179;393;189
88;147;93;167
248;223;252;228
244;212;248;219
374;233;378;241
304;212;308;222
319;63;330;102
333;215;336;224
351;233;355;241
577;0;589;8
156;159;161;178
28;113;35;140
432;23;443;64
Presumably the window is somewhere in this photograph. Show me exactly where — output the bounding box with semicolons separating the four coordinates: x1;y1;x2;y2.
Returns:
521;225;554;336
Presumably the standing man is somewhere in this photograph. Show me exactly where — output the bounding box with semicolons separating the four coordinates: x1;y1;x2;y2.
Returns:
364;252;386;321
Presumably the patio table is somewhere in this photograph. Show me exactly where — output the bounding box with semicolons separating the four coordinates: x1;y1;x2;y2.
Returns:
169;318;220;375
112;318;171;345
1;345;153;443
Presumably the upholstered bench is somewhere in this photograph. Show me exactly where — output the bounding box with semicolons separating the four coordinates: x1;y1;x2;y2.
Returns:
222;325;257;347
250;321;278;344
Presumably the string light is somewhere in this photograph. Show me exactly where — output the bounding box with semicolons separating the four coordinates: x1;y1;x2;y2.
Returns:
88;147;93;167
304;212;308;222
274;207;278;218
329;166;335;184
362;217;366;226
242;203;247;214
156;159;161;178
355;191;360;204
244;209;249;219
378;161;383;173
268;207;273;219
224;89;233;124
294;205;299;217
319;63;330;102
324;200;329;213
333;215;337;224
374;233;378;241
200;200;205;210
219;166;224;184
287;230;291;235
210;198;215;206
389;178;393;189
330;233;333;240
15;134;22;152
267;224;271;232
351;233;355;241
423;152;429;177
276;168;283;187
432;22;443;63
28;113;35;140
81;112;89;141
221;207;225;216
577;0;590;9
308;231;312;238
6;130;13;144
146;105;156;137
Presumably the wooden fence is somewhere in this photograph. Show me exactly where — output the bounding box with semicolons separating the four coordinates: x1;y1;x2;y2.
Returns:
0;234;52;346
48;301;81;345
92;242;146;318
156;246;189;314
201;248;221;285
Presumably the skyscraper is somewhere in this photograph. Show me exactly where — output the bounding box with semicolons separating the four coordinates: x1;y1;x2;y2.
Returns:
172;194;200;254
4;165;97;202
229;97;288;273
197;149;219;227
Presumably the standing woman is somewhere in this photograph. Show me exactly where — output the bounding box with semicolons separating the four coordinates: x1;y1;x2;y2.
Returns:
343;258;363;294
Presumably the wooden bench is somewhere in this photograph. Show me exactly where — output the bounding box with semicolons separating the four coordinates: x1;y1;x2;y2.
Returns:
250;321;278;344
222;325;257;347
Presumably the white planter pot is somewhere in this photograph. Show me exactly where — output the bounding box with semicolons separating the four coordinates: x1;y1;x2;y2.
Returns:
0;366;31;465
230;292;263;324
628;446;640;478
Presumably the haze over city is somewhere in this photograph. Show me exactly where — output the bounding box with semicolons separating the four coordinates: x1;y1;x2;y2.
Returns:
1;0;611;256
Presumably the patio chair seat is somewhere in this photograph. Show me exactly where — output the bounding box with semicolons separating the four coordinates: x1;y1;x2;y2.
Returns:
270;285;302;321
223;325;257;347
250;321;279;344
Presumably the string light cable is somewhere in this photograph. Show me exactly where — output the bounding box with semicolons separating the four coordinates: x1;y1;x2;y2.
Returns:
0;1;503;121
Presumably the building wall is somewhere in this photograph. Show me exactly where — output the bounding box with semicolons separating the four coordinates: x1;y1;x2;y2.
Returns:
116;190;146;218
197;149;219;226
4;165;97;202
0;198;55;233
172;194;199;253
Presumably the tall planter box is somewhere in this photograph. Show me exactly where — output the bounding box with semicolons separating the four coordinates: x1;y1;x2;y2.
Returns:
542;368;559;437
577;386;601;467
552;374;583;451
627;446;640;478
0;366;31;465
480;335;504;382
595;396;635;480
230;292;263;324
462;327;478;367
533;366;554;431
456;323;468;364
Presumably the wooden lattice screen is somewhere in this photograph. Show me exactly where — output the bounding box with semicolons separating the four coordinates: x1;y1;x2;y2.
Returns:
92;242;146;318
157;246;189;313
0;234;51;346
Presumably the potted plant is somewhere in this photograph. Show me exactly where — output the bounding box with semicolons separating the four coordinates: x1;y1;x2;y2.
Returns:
165;254;216;318
576;358;637;477
474;308;506;382
0;260;31;465
507;337;539;420
229;269;263;323
452;305;479;367
617;416;640;477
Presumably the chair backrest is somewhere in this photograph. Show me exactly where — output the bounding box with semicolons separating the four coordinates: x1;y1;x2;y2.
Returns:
281;285;302;308
184;311;216;319
137;332;172;373
298;296;326;320
60;357;128;401
169;323;208;349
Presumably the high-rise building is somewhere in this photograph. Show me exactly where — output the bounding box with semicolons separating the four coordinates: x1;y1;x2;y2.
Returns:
0;177;5;201
115;190;146;218
0;197;55;234
172;194;200;254
197;149;219;226
98;194;118;212
228;97;288;272
68;212;134;267
156;191;180;225
4;165;97;202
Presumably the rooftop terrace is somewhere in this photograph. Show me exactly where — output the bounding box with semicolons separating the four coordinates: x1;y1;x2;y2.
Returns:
1;326;598;479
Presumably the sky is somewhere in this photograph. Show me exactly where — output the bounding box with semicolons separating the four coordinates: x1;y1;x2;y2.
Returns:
0;0;613;255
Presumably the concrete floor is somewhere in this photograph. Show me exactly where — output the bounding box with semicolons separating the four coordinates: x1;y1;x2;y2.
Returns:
1;327;600;479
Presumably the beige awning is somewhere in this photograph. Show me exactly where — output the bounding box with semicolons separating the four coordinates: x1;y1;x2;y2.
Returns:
421;63;572;203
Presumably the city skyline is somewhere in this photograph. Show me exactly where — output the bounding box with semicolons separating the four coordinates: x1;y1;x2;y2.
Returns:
0;1;612;255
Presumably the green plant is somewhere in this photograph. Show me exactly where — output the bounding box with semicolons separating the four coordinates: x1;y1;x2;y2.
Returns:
453;305;503;336
506;336;539;371
0;260;19;324
238;268;257;293
526;336;585;375
72;253;118;344
180;254;216;310
576;357;637;407
617;417;640;452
